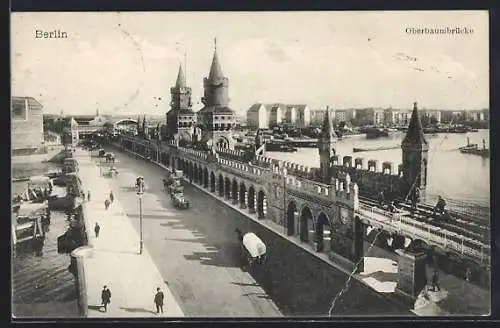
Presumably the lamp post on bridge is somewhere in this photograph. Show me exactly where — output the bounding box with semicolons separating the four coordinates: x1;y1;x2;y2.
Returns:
137;181;144;255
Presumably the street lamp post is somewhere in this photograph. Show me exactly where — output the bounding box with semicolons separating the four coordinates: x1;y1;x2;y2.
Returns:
137;183;144;255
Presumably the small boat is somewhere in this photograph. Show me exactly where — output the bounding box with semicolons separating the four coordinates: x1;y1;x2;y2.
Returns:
365;127;389;139
353;145;400;152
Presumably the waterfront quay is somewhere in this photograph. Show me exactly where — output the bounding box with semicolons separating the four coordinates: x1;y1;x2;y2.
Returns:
105;141;489;316
72;150;184;317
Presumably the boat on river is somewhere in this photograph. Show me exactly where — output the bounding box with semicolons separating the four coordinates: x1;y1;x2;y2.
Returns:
364;127;390;139
459;138;489;157
353;145;400;152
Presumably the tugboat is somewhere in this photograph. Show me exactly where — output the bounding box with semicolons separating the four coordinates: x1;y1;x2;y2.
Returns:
459;138;489;157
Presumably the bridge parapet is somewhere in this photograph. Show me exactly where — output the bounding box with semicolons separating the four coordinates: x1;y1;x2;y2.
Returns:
333;153;404;199
178;146;208;161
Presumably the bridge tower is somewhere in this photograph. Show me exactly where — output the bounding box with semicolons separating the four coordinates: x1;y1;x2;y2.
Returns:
166;64;196;142
318;106;337;184
401;102;429;198
197;38;236;150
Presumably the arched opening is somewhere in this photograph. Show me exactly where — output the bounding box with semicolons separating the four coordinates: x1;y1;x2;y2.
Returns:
257;190;267;219
193;164;199;184
224;177;231;199
300;206;314;242
203;168;209;188
198;166;204;186
189;162;194;182
239;183;247;208
216;137;229;149
287;201;298;236
218;174;224;196
183;160;188;175
232;179;238;204
248;186;255;212
210;172;216;192
315;212;331;253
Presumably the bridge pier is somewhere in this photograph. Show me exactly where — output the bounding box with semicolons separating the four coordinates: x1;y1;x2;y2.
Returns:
353;217;366;273
395;249;427;302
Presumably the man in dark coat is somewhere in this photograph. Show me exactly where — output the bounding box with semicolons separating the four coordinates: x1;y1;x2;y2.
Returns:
101;285;111;312
109;191;114;203
94;222;100;238
154;287;164;314
430;270;440;292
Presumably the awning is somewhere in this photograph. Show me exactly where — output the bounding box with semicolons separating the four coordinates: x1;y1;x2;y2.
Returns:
17;202;48;217
28;175;51;185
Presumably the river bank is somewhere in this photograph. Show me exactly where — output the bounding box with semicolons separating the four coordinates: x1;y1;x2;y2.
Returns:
12;162;79;318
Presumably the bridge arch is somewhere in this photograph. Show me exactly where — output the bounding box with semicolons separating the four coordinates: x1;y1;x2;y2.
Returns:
232;179;239;203
210;172;216;192
257;190;267;219
300;206;314;242
287;200;298;236
239;183;247;208
224;177;231;199
315;212;332;253
189;162;194;182
193;164;198;184
216;136;230;149
203;168;209;188
248;186;256;212
218;174;224;196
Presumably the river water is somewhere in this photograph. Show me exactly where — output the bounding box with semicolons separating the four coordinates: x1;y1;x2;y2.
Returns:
267;130;490;210
12;164;79;318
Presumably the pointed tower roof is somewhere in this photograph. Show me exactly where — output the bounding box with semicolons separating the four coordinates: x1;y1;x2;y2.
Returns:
175;64;186;88
321;106;336;140
208;39;224;81
402;102;428;146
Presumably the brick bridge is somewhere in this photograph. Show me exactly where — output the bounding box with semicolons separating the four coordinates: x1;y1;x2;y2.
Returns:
114;134;490;298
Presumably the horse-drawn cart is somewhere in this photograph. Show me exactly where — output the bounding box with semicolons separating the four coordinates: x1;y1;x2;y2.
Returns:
241;232;267;266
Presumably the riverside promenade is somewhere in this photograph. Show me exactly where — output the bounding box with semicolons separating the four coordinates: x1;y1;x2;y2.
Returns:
74;149;184;318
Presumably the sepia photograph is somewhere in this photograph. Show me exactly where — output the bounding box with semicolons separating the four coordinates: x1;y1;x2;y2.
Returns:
11;11;490;318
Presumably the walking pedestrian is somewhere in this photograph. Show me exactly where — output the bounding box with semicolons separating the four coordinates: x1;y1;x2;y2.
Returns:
87;190;91;202
101;285;111;312
109;191;114;203
465;267;472;282
94;222;100;238
154;287;164;314
104;198;110;210
430;269;440;292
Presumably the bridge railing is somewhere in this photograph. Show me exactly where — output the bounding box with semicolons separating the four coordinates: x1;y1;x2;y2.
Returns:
356;205;490;265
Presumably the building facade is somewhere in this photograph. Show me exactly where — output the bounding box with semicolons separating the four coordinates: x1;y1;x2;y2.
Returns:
246;103;269;129
11;97;44;151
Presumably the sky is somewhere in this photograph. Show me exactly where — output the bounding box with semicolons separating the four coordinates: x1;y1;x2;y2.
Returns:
11;11;489;116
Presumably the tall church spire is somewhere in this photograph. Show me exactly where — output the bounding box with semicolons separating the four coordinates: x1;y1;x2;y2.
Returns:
175;63;186;88
402;101;428;147
208;38;224;81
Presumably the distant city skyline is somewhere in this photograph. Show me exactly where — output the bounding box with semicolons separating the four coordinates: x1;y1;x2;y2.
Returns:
12;11;488;115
